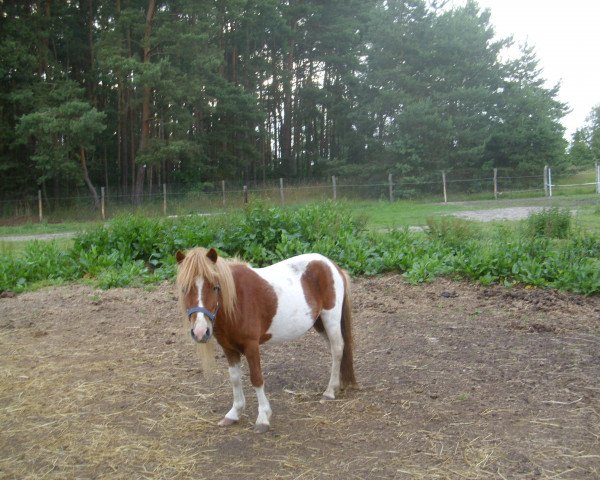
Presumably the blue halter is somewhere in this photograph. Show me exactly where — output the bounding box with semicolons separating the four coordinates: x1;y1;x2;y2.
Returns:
186;304;219;323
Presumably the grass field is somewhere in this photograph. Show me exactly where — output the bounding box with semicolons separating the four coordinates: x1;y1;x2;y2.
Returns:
0;221;90;237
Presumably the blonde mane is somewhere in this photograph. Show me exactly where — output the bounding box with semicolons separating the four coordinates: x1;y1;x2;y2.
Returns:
176;247;237;320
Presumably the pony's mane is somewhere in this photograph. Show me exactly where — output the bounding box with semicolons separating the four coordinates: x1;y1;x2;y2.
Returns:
176;247;238;319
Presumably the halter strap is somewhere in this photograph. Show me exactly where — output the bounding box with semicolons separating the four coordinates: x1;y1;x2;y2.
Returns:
186;303;219;323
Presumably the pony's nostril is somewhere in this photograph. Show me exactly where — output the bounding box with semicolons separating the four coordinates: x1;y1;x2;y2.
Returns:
190;328;196;340
201;329;211;343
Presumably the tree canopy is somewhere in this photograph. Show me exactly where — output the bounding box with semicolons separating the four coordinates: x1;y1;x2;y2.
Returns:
0;0;570;203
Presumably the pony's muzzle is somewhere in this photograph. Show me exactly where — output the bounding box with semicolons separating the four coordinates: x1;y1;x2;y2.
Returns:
190;328;211;343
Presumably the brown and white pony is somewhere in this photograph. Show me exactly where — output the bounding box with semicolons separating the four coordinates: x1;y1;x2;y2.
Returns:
176;247;356;433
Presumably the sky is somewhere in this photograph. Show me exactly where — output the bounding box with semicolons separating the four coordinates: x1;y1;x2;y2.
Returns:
452;0;600;140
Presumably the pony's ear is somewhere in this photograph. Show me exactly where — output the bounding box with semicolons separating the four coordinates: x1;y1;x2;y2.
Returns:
175;250;186;264
206;248;218;264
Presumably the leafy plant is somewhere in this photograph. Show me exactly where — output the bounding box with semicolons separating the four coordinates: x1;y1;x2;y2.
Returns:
1;203;599;295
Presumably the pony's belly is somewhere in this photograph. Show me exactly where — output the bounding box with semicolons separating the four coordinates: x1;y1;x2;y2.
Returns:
266;303;315;343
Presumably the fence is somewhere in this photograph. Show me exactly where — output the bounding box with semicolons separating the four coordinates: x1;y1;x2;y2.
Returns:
2;165;599;224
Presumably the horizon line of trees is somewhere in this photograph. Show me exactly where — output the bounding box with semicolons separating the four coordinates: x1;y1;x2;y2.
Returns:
1;0;597;207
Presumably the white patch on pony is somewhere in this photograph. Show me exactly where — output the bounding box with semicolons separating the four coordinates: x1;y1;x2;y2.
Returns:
254;253;345;344
254;385;272;432
219;364;245;425
191;278;209;341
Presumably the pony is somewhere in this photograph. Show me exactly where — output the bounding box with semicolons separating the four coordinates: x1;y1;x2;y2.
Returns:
175;247;356;433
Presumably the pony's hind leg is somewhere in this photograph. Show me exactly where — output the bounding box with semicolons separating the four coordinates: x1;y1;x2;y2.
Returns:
320;311;344;400
219;349;245;427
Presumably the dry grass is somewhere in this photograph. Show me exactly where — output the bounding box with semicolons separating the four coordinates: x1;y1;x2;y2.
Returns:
1;277;599;479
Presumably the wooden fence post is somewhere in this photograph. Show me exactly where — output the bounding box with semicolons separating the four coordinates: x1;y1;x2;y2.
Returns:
332;176;337;200
493;168;498;200
388;173;394;202
442;171;447;203
544;165;549;197
280;178;284;205
243;185;248;204
101;186;106;220
163;183;167;215
548;167;553;197
596;163;600;194
38;189;43;223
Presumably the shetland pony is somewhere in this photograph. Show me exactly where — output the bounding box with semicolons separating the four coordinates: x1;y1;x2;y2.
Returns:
176;247;356;433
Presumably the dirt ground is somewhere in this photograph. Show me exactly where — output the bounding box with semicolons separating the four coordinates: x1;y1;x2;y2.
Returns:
1;275;599;479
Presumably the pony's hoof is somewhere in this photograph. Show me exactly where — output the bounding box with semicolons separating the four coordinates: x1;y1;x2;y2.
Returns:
254;423;270;433
218;417;238;427
320;393;335;402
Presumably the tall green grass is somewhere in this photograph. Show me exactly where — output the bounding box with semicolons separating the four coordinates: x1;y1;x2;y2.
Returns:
0;203;598;295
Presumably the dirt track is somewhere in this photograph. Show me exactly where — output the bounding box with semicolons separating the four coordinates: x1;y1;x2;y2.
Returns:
1;276;599;479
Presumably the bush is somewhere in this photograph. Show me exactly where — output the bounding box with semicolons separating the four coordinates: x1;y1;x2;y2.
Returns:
426;216;480;248
526;207;572;239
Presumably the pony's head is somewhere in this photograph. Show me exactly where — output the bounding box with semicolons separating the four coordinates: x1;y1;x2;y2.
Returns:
175;247;236;344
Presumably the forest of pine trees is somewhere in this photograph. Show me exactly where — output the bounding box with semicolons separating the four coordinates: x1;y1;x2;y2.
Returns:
1;0;572;204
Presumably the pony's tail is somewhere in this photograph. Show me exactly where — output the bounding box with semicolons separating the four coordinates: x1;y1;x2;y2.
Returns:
340;273;357;389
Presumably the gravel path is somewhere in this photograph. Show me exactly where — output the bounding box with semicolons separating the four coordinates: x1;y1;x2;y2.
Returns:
451;206;546;222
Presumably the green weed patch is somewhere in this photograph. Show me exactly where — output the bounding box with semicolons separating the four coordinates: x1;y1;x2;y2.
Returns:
0;203;598;295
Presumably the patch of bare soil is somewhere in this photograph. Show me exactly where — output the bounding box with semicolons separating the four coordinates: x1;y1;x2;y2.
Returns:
1;277;599;479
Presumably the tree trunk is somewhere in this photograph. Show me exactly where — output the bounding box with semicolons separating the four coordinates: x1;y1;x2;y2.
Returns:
134;0;157;203
87;0;96;105
281;30;295;175
37;0;51;77
80;146;100;207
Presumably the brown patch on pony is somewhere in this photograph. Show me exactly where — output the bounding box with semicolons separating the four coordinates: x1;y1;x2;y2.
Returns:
301;260;336;320
213;264;278;352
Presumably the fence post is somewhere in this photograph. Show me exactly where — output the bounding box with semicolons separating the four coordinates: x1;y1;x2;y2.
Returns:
493;168;498;200
388;173;394;202
548;167;553;197
101;186;106;220
544;165;549;197
38;189;43;222
163;183;167;215
280;178;285;205
442;171;448;203
243;185;248;204
596;163;600;194
222;180;226;206
332;175;337;200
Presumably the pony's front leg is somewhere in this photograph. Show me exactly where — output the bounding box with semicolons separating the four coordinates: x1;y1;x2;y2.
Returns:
245;342;272;433
218;351;245;427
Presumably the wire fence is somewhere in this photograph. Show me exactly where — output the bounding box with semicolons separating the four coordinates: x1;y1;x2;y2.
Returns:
1;165;599;224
